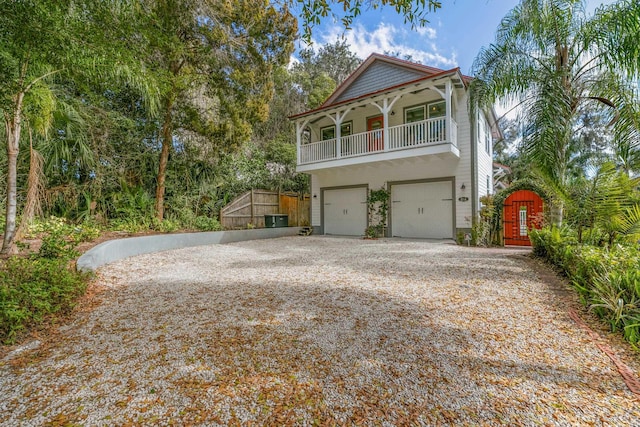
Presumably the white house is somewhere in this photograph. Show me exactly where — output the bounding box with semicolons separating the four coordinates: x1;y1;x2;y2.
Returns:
290;53;500;239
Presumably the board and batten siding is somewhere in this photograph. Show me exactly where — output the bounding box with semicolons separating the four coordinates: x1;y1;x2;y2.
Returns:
334;62;426;103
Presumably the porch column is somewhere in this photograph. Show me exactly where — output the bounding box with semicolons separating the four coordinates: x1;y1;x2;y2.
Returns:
445;80;452;142
372;96;400;151
326;114;341;159
296;119;309;164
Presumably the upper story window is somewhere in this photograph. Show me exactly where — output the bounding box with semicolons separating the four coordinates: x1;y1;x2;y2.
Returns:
320;122;352;141
321;126;335;141
485;123;491;155
477;114;492;155
427;101;445;118
405;105;425;123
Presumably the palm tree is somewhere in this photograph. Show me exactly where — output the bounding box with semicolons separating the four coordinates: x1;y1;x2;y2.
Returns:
470;0;640;226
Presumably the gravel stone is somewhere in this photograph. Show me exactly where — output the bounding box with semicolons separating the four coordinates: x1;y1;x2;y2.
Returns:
1;236;639;426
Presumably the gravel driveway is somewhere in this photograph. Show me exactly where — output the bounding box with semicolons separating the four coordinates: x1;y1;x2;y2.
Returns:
1;236;639;426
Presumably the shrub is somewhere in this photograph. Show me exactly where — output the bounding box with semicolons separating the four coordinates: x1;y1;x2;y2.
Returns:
531;227;640;347
0;257;88;344
39;227;79;259
192;216;222;231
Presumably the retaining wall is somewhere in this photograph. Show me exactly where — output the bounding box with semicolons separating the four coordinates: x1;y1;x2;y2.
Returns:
77;227;302;272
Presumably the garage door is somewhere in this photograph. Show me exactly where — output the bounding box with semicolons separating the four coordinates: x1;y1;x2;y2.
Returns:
323;187;367;236
391;181;453;238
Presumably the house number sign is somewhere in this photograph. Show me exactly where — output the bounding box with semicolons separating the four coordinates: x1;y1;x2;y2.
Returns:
458;197;469;202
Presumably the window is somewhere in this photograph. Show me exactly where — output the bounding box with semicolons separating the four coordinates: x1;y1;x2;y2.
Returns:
485;123;491;154
428;101;446;142
339;122;353;155
405;106;425;123
340;122;353;137
404;106;425;145
320;126;335;141
427;101;445;118
320;122;352;141
487;175;491;195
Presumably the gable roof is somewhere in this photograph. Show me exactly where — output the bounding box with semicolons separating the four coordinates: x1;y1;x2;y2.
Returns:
290;53;471;120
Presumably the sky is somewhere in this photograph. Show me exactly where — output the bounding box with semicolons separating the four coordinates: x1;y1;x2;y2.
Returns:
296;0;616;75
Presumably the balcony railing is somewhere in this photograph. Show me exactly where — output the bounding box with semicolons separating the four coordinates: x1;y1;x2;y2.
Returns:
299;117;457;165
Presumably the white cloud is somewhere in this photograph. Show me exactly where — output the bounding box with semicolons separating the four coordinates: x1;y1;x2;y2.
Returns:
415;26;437;39
310;22;457;69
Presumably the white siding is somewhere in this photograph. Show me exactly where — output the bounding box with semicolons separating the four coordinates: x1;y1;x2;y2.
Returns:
454;92;473;231
311;174;321;227
477;113;494;202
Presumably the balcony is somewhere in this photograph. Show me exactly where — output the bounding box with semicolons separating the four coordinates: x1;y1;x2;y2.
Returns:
298;117;458;170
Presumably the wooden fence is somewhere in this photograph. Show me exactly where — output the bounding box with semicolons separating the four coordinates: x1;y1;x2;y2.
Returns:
220;189;310;229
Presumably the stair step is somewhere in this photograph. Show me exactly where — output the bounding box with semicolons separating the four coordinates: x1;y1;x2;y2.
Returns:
298;226;313;236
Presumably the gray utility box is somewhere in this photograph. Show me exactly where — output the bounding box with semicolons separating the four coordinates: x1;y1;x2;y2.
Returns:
264;214;288;228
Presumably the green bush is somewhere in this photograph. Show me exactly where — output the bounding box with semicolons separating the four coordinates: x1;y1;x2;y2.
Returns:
0;257;88;344
531;227;640;347
22;217;101;258
192;216;222;231
39;227;79;259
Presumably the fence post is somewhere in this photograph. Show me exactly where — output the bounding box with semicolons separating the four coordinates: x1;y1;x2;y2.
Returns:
250;189;255;226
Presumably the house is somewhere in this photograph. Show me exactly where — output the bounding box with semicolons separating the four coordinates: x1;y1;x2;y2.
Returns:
290;53;501;239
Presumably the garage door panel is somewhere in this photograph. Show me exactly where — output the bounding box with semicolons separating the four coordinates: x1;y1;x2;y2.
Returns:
391;181;453;239
324;187;367;236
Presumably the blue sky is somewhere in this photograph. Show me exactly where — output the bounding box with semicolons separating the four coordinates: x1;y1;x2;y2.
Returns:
297;0;615;75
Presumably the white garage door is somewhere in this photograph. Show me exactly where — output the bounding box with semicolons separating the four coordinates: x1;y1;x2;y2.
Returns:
391;181;453;239
323;187;367;236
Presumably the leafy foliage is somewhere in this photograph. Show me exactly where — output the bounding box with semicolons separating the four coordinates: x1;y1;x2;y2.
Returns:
471;0;640;225
530;227;640;347
294;0;443;43
0;256;88;344
365;187;390;238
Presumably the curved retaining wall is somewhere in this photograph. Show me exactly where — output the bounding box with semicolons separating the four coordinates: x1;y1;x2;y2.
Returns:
77;227;302;272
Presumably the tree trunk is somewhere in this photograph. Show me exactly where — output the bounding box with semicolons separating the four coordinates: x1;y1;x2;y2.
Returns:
16;128;44;239
550;200;564;228
1;93;25;254
154;98;174;221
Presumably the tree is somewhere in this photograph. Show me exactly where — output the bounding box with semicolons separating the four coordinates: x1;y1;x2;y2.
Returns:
0;1;71;253
135;0;296;220
294;0;443;43
470;0;640;226
0;1;156;253
291;40;362;109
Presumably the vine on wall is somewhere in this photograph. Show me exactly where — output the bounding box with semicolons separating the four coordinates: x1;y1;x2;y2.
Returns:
366;187;390;238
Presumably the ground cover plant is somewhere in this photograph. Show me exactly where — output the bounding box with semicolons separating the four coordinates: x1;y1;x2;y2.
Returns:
530;227;640;347
0;217;95;344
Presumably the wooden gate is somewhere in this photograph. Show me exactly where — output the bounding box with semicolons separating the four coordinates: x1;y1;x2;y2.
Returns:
503;189;544;246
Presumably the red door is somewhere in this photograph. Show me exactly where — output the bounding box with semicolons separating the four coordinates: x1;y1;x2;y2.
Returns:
367;115;383;152
503;190;544;246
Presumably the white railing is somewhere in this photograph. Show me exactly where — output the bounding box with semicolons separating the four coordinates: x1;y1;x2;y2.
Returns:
340;129;384;157
299;118;457;164
388;117;456;150
299;139;336;164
